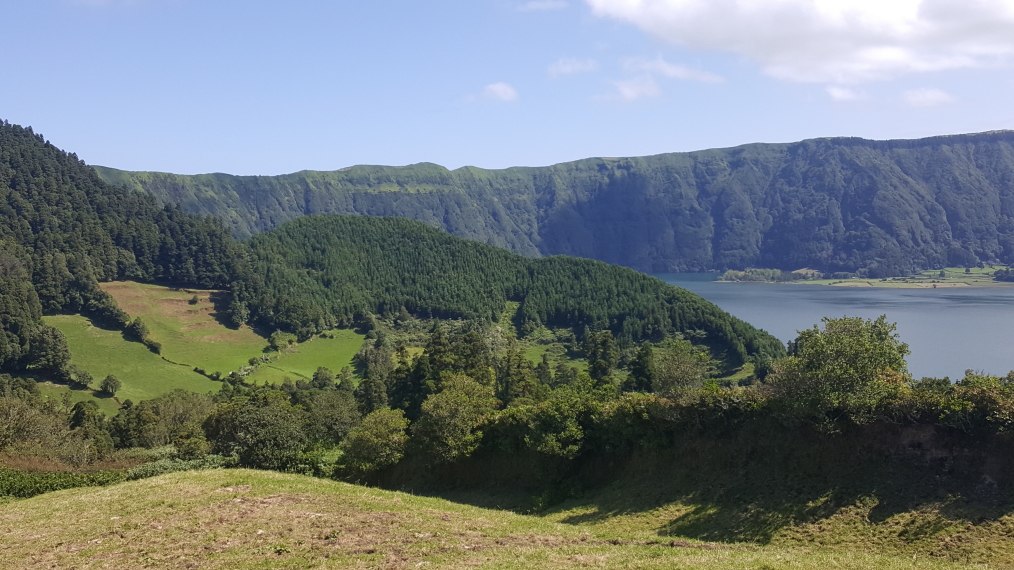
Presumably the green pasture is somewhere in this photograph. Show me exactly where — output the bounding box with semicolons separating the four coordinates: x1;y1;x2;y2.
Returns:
43;315;218;404
100;281;269;377
34;381;120;416
805;266;1013;288
247;329;365;385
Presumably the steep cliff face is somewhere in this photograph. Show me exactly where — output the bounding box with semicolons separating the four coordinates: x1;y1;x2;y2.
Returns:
96;131;1014;275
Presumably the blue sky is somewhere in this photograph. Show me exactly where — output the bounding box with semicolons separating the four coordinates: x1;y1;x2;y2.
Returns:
2;0;1014;174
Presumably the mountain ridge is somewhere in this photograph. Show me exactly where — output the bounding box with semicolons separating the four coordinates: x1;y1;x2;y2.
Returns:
97;130;1014;276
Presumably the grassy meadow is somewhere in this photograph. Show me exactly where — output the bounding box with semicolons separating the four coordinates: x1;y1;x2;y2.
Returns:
99;281;270;377
0;469;991;570
43;315;218;403
29;282;367;409
34;381;121;416
247;329;365;384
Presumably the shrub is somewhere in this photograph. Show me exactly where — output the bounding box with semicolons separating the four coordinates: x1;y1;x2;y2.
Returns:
99;375;121;396
125;455;234;481
0;468;124;499
339;408;409;478
769;316;909;429
411;375;498;463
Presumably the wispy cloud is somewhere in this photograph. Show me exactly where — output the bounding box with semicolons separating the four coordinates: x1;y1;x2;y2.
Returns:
826;86;870;102
518;1;568;12
624;56;724;83
611;76;661;101
903;87;956;107
483;82;520;102
588;0;1014;84
548;58;598;78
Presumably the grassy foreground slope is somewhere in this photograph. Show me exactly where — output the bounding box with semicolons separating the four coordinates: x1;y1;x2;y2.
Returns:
0;470;979;570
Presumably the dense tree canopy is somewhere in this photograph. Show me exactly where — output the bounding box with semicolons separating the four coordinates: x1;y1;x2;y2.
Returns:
0;121;243;372
232;215;785;366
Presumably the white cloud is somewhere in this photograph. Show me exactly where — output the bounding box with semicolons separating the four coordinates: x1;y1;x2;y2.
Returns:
611;75;662;101
826;86;870;101
483;82;520;101
586;0;1014;84
518;0;568;11
624;56;724;83
548;58;599;78
903;87;955;106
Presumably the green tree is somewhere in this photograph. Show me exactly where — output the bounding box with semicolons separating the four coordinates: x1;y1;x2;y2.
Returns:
585;330;619;381
311;366;336;390
650;338;714;398
339;408;409;478
99;375;121;396
411;375;498;463
769;315;909;427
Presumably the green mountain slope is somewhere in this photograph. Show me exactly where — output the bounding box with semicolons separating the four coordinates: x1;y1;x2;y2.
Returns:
233;215;785;366
98;130;1014;276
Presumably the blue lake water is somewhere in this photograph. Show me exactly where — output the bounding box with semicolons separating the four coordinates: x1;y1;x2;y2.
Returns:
654;274;1014;380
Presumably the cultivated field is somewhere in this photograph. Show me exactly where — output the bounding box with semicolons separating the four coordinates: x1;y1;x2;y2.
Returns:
0;469;988;570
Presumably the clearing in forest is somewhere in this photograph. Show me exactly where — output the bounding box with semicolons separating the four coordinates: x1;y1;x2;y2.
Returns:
99;281;268;377
99;281;365;385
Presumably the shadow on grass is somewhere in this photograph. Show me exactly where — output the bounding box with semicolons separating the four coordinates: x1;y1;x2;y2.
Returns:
208;291;238;330
391;421;1014;549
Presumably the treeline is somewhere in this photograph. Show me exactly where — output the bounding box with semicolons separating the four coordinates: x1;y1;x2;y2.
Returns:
231;215;785;366
5;317;1013;496
100;131;1014;277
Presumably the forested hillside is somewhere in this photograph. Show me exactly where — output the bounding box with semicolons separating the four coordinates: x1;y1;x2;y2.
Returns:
0;120;779;377
99;130;1014;276
0;121;240;374
232;215;784;365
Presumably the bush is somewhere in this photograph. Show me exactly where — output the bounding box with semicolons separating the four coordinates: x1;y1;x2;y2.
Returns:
411;375;498;463
0;468;125;499
339;408;409;479
125;455;234;481
99;375;121;396
769;316;909;428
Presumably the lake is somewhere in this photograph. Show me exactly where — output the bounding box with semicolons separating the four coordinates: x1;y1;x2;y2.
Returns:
654;274;1014;380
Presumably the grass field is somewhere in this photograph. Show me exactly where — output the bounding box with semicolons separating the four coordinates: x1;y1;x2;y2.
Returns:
0;469;989;570
34;381;121;416
98;281;365;388
43;315;218;403
100;282;269;377
248;329;365;384
803;266;1012;288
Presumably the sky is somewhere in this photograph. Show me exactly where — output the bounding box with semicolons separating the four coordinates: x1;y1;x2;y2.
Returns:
2;0;1014;175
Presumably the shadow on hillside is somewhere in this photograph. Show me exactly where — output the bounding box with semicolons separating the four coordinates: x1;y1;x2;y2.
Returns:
392;422;1014;546
545;433;1014;545
207;291;238;330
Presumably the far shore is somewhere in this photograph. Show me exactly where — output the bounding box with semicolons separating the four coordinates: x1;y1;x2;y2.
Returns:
711;266;1014;288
